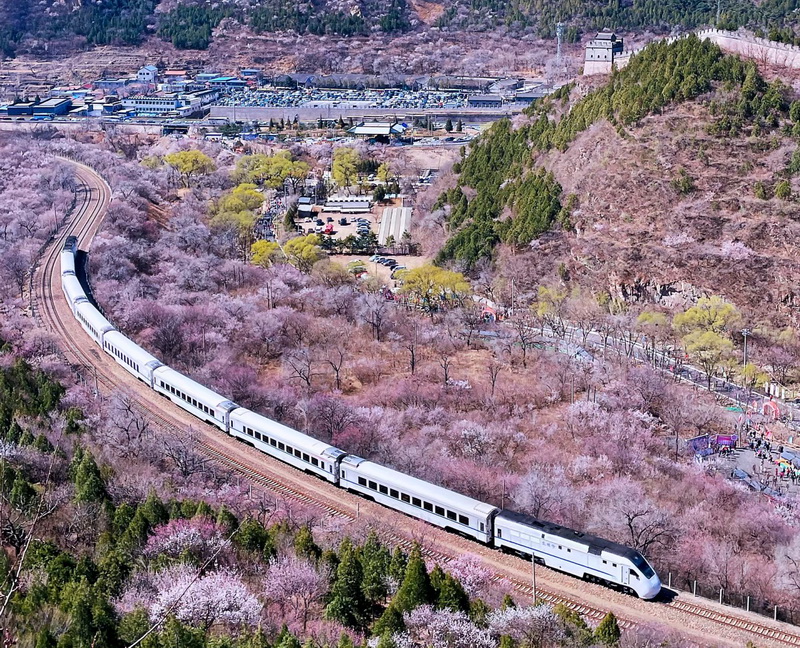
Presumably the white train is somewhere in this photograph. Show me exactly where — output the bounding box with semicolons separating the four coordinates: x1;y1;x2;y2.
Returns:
59;237;661;599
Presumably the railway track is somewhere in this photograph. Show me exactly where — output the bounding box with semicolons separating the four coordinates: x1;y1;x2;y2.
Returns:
28;158;800;648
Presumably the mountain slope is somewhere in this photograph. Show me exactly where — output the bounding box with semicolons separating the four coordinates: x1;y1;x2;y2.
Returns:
1;0;800;57
433;36;800;323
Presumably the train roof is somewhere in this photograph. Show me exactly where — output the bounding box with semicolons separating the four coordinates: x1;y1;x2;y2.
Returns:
103;330;162;367
496;509;641;560
153;366;237;411
231;408;344;457
342;456;499;518
75;301;116;333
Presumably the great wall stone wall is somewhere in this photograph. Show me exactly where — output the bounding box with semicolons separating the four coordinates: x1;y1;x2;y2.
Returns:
586;28;800;75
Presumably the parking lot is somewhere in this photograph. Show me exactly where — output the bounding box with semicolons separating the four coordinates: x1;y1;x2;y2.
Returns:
216;88;470;110
297;211;378;239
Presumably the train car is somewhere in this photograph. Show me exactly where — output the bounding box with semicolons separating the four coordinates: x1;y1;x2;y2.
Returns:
62;274;88;312
339;456;498;543
229;408;346;484
152;366;238;432
61;236;78;277
102;330;163;387
74;301;116;346
493;510;661;599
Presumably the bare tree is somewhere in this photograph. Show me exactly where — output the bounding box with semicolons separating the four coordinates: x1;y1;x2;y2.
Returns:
162;428;212;479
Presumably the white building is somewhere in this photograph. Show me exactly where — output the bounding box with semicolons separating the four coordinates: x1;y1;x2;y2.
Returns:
137;65;158;84
584;32;624;75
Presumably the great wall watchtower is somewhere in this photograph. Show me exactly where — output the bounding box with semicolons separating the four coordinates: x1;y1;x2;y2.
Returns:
583;31;624;75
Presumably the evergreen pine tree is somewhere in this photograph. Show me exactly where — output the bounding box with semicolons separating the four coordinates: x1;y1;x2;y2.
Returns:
326;539;369;630
0;461;16;494
392;544;433;613
112;503;136;538
193;500;213;518
429;565;445;594
469;598;490;626
277;634;302;648
436;573;469;612
216;505;238;534
360;531;390;608
499;635;516;648
595;612;621;646
445;118;453;132
388;546;407;584
73;452;108;503
33;434;54;453
372;603;404;636
159;615;205;648
294;525;322;562
7;420;22;444
140;491;168;527
34;628;57;648
376;631;397;648
10;473;36;512
336;633;355;648
241;627;271;648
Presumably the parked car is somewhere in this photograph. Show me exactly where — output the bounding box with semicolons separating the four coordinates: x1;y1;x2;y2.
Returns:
327;217;334;223
316;219;324;226
369;255;380;262
339;218;349;226
391;265;407;277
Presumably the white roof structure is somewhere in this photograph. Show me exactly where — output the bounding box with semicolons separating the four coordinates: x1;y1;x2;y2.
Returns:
378;207;411;245
348;122;407;136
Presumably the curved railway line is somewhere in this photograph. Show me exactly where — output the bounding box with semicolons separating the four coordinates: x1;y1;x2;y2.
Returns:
28;158;800;647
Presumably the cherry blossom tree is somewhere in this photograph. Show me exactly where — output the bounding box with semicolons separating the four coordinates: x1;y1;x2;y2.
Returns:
396;605;495;648
148;564;262;631
487;604;564;648
143;517;227;563
263;555;330;631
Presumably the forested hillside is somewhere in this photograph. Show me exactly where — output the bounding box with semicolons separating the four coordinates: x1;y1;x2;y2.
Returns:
1;0;800;56
435;35;793;267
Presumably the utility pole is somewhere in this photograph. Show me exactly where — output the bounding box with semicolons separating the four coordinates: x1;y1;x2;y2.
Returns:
742;328;751;367
716;0;722;27
556;22;564;63
531;556;537;603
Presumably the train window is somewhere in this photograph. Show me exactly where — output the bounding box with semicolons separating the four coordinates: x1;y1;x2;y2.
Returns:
270;438;276;447
390;488;398;499
401;493;410;503
558;546;562;550
603;560;607;564
459;515;469;525
567;549;571;553
311;458;319;467
302;453;309;462
480;523;485;532
423;502;433;512
613;563;617;568
412;497;421;507
446;510;457;521
358;477;367;486
631;570;639;579
278;442;285;451
497;529;502;538
435;506;445;516
341;471;346;479
368;481;377;490
379;485;388;495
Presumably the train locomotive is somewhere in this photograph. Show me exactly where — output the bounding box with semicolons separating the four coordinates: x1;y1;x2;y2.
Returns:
59;236;661;600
